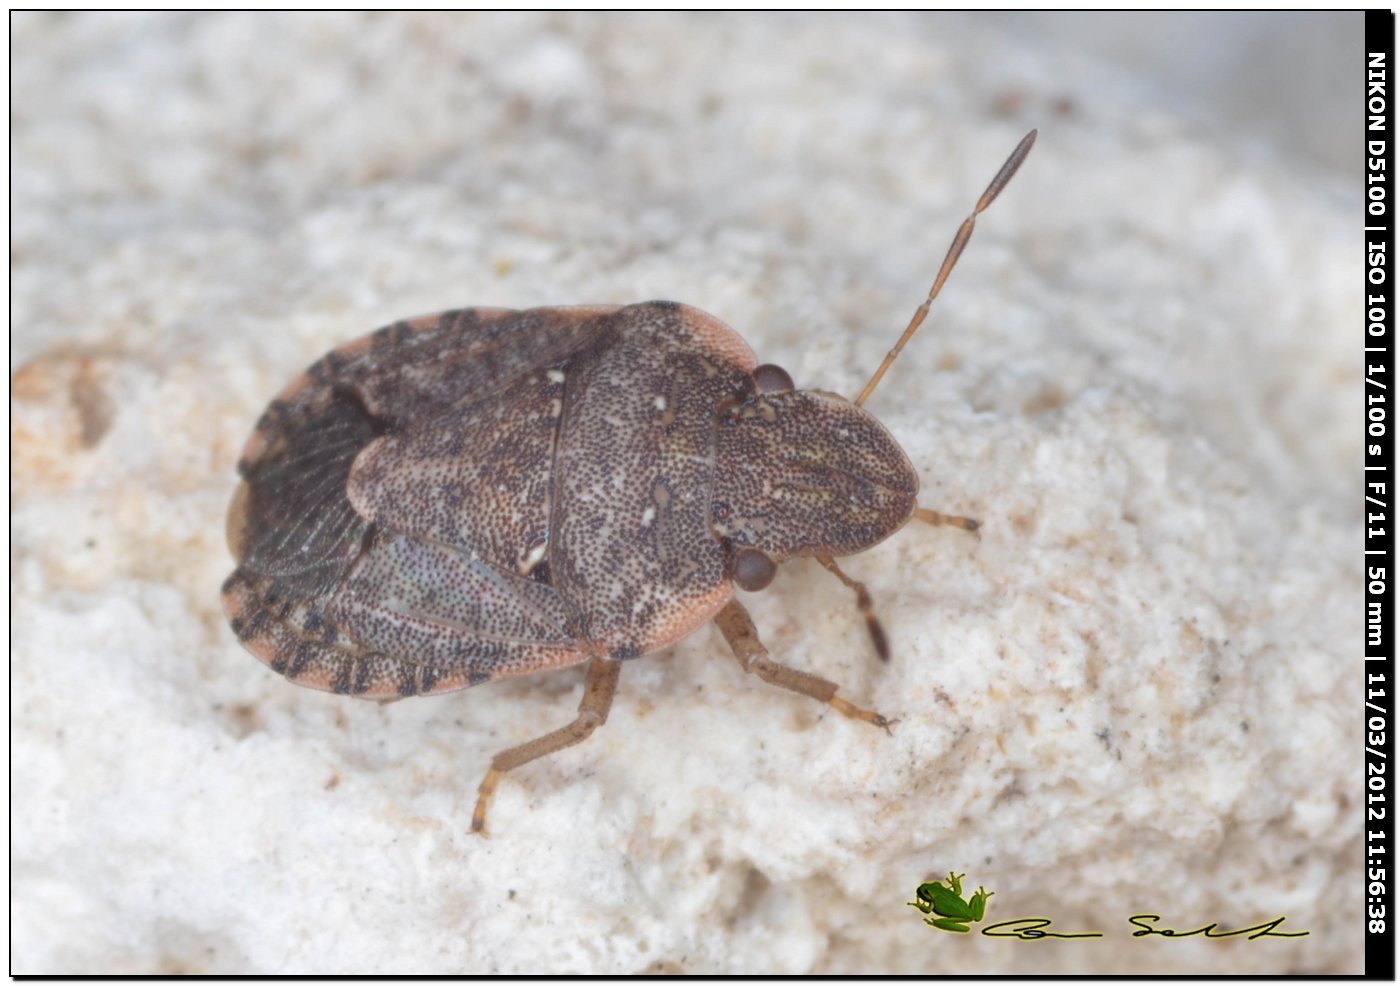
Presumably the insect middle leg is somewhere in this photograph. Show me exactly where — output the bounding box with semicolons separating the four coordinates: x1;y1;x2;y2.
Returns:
712;598;894;733
471;656;621;835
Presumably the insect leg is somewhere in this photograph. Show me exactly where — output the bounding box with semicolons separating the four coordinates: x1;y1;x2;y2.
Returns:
813;555;890;662
713;598;895;734
471;656;621;835
913;506;981;534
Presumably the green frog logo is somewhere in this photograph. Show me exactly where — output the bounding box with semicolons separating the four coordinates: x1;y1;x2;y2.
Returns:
909;872;994;934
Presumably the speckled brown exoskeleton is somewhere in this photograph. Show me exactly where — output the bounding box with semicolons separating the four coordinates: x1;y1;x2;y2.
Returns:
223;130;1035;833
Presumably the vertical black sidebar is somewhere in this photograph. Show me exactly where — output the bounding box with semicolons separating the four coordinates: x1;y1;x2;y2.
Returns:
1366;8;1396;981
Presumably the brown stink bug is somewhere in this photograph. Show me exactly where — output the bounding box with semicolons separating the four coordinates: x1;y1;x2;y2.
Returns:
223;130;1036;833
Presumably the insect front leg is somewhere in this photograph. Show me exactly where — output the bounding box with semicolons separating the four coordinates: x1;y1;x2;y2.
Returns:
471;656;621;835
814;555;890;662
712;598;895;733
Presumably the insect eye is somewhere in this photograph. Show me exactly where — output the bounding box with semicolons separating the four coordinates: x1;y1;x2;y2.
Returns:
753;363;794;394
731;547;777;591
713;501;732;521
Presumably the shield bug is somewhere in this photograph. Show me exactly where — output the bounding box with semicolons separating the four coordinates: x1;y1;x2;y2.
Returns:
223;130;1036;833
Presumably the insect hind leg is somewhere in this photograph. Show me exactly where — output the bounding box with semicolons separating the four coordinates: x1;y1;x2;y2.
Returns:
471;656;621;835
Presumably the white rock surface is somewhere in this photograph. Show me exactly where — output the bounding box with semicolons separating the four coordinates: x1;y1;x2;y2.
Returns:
12;11;1360;975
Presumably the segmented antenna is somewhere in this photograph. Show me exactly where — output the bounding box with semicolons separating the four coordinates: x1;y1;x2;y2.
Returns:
854;129;1037;408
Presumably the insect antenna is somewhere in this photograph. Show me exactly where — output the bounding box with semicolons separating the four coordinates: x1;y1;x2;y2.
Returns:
913;506;980;533
853;129;1037;408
